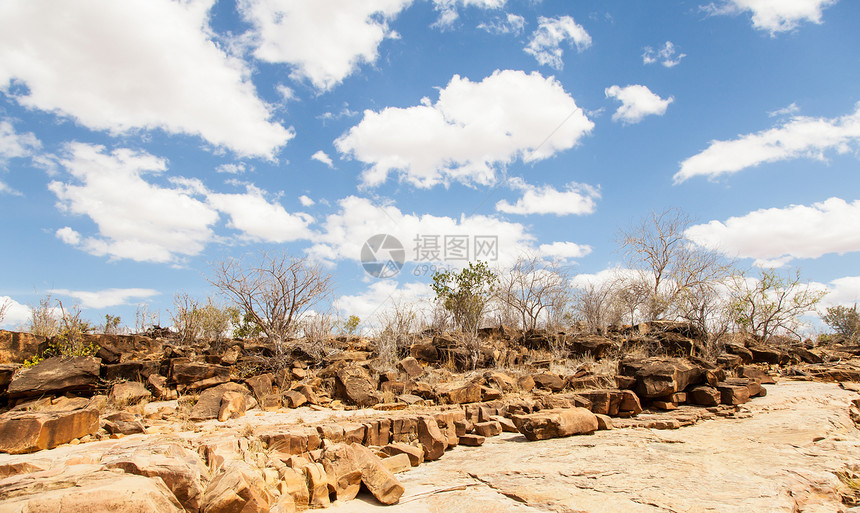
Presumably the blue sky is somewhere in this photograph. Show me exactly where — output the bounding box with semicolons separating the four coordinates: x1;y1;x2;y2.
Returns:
1;0;859;331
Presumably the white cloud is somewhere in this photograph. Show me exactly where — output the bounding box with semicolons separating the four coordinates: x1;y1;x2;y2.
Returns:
215;163;248;175
0;296;31;329
299;195;315;207
496;179;600;216
431;0;506;28
821;276;860;308
605;84;674;125
48;288;160;310
538;241;592;260
276;84;296;102
703;0;837;35
312;150;335;168
336;280;434;329
49;143;219;263
336;70;593;188
309;196;538;268
524;16;592;70
686;197;860;266
769;102;801;118
642;41;686;68
49;143;315;262
675;102;860;183
207;185;314;243
238;0;412;91
477;13;525;35
0;0;292;158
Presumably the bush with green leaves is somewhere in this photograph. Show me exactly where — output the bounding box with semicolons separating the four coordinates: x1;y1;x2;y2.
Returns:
431;261;497;336
343;315;360;336
822;304;860;343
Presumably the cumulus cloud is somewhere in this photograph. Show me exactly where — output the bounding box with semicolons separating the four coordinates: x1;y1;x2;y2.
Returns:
605;85;674;125
207;185;314;243
524;16;592;69
675;102;860;183
496;179;600;216
703;0;837;35
538;241;592;260
477;13;525;35
299;195;315;207
336;70;593;188
309;196;539;267
642;41;686;67
216;163;248;175
822;276;860;308
769;102;801;118
336;280;434;329
49;143;314;263
0;0;292;158
686;197;860;266
48;288;160;309
0;296;30;328
312;150;335;168
239;0;412;91
0;120;40;194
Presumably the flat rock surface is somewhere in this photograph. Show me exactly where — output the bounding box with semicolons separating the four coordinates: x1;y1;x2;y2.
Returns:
340;381;860;513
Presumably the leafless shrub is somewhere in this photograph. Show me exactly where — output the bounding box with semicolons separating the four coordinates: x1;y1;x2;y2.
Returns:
300;310;337;359
0;298;11;326
171;292;201;343
375;300;420;366
572;278;623;335
134;303;159;334
28;294;59;338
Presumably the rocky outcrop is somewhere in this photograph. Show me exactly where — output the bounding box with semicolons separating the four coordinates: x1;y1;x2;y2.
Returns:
7;356;101;398
618;357;705;399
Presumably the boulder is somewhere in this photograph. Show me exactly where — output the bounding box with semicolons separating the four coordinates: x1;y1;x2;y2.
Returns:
7;356;101;398
0;465;183;512
619;357;705;399
103;361;161;382
396;357;423;378
147;374;172;399
335;366;380;407
189;383;251;421
0;407;99;453
320;443;362;501
170;360;230;385
299;462;330;509
282;390;307;408
748;346;788;365
569;334;615;359
217;391;247;421
437;382;481;405
458;434;485;446
381;453;412;474
688;385;721;406
417;416;447;461
532;372;566;392
717;382;751;405
102;412;146;435
200;461;270;513
244;374;274;403
474;421;502;437
109;381;152;406
351;443;405;505
512;408;599;441
381;442;424;467
724;343;754;364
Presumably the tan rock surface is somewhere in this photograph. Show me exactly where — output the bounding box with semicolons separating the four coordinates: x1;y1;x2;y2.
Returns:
335;381;860;513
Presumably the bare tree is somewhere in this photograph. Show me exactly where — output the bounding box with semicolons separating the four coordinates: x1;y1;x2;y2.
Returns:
495;254;570;331
619;208;734;322
727;268;826;342
374;299;420;366
572;278;622;334
0;298;11;326
28;294;60;337
209;251;333;353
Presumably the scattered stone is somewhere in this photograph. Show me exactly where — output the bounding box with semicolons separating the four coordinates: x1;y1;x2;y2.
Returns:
351;443;405;505
689;385;721;406
595;413;614;430
245;373;274;403
397;357;423;378
189;382;251;421
458;433;486;446
474;420;502;437
381;452;412;474
103;411;146;435
109;381;152;406
382;442;424;467
532;372;566;392
437;382;481;405
282;390;308;408
200;461;271;513
217;391;247;421
417;416;448;461
335;366;380;407
717;382;751;405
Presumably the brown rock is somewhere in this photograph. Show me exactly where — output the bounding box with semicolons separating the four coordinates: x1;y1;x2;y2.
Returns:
201;461;270;513
147;374;172;399
171;360;231;385
7;356;100;398
0;330;48;364
532;372;566;392
320;443;362;501
351;443;405;505
717;383;751;405
595;413;614;430
277;467;309;510
437;382;481;405
103;411;146;435
189;382;251;421
381;453;412;474
513;408;599;441
382;442;424;466
218;391;247;421
619;357;705;399
517;375;536;392
474;420;502;437
688;385;721;406
618;390;643;415
245;373;274;403
299;462;330;509
397;357;424;378
109;381;152;406
282;390;308;409
417;416;447;460
0;407;99;454
335;366;380;407
458;434;485;446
